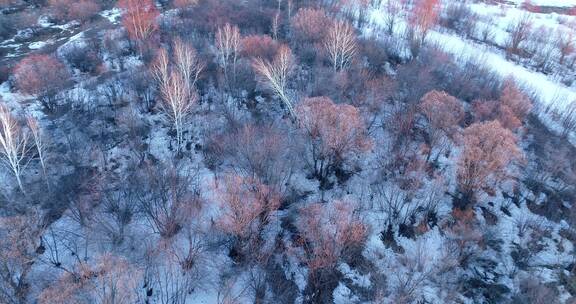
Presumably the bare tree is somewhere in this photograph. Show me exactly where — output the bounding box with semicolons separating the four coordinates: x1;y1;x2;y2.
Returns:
372;182;414;226
253;45;296;118
472;80;532;131
0;209;44;304
0;105;33;193
528;25;555;73
241;35;279;61
136;162;200;239
48;0;100;22
480;17;496;43
560;100;576;137
173;38;204;89
419;90;464;162
216;276;249;304
215;174;281;264
323;20;357;71
118;0;159;42
173;0;200;9
506;12;533;57
296;200;367;303
290;8;330;44
408;0;441;56
92;176;141;247
498;79;533;131
555;28;575;66
148;255;194;304
152;41;203;153
12;55;70;111
382;0;405;35
215;23;241;91
514;275;558;304
389;236;454;303
445;208;483;266
152;48;170;88
160;72;197;152
457;120;523;205
207;123;294;194
38;253;142;303
26;117;48;184
163;219;206;281
296;96;372;185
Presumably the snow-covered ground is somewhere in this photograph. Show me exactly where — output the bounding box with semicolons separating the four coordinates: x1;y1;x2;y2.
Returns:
371;1;576;110
468;1;575;51
99;8;122;24
368;0;576;149
2;0;576;302
427;30;576;109
361;1;576;302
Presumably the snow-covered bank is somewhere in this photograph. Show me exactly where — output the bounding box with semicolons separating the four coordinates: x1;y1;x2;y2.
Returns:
427;29;576;110
510;0;576;7
370;4;576;111
369;0;576;148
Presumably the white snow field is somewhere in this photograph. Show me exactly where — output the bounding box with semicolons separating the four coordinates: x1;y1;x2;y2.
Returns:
511;0;576;7
369;0;576;144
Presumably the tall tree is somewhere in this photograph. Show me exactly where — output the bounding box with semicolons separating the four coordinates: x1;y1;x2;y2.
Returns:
13;55;70;110
118;0;159;42
419;90;464;162
173;38;204;89
207;123;294;194
215;174;281;263
457;120;523;205
160;72;196;154
0;105;33;193
323;20;357;71
290;8;330;44
498;79;532;131
26;117;49;186
296;97;372;184
296;200;367;303
253;45;296;119
215;23;241;91
152;40;203;153
556;28;575;65
408;0;441;56
0;209;44;304
506;12;533;56
383;0;405;35
48;0;100;22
